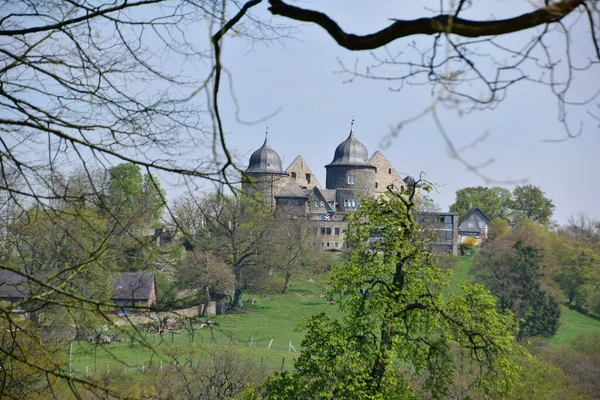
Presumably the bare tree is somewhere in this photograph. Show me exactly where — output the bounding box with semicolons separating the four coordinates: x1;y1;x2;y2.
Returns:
270;213;322;294
267;0;599;181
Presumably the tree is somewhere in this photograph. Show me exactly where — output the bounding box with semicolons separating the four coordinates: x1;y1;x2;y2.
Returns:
1;0;597;396
178;251;235;315
489;218;511;240
554;213;600;312
270;214;322;294
107;163;166;228
450;186;512;220
512;185;556;225
474;239;561;340
260;190;519;399
192;193;275;308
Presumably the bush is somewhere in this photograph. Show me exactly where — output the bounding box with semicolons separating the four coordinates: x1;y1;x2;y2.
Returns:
462;236;479;251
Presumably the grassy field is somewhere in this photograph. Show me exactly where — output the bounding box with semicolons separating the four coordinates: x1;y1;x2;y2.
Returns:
444;251;600;349
447;252;476;294
70;252;600;378
547;306;600;347
71;275;342;376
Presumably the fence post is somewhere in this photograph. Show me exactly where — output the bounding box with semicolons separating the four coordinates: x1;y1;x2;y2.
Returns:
268;338;274;349
280;358;285;370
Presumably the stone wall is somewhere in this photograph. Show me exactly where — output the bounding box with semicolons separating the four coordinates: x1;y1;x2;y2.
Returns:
310;219;348;251
286;156;322;190
371;151;406;195
243;173;290;208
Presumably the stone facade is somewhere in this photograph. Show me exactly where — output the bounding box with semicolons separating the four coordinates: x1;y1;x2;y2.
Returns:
286;156;322;190
371;151;407;196
243;128;455;254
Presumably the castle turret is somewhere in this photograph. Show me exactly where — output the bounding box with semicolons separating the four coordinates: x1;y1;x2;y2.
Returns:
325;124;376;212
243;137;289;208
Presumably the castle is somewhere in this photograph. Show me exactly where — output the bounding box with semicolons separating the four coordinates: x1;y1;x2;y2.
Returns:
243;125;419;250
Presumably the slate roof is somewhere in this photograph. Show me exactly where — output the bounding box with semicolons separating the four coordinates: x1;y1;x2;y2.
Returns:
312;187;336;212
403;175;416;187
246;139;286;175
274;175;309;198
0;270;34;299
326;131;373;167
458;208;491;226
112;272;155;301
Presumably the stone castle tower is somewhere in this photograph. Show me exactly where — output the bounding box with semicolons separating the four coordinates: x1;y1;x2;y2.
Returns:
243;124;415;249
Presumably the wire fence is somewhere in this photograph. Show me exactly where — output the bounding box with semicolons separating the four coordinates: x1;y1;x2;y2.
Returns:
70;327;300;378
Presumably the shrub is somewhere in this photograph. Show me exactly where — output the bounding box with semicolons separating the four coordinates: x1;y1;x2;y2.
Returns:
462;236;479;251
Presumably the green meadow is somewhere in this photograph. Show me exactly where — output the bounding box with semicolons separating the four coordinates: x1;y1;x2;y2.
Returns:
70;253;600;379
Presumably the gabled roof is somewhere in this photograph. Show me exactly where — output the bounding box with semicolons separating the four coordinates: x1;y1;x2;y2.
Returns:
285;155;323;189
274;176;310;198
0;270;34;299
112;272;155;301
312;187;336;212
458;208;491;226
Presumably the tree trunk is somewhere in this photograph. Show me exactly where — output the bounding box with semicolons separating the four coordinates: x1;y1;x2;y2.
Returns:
282;271;292;294
201;284;211;317
370;325;393;393
232;287;244;309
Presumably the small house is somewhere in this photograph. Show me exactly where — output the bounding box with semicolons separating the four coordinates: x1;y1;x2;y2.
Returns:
0;270;35;312
111;272;157;309
458;208;491;242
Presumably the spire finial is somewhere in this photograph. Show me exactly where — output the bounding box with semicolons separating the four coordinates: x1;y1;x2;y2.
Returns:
265;126;269;141
350;118;354;132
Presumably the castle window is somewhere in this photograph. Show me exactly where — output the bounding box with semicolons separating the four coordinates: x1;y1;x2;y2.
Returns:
335;242;339;247
291;172;296;180
347;175;355;185
306;173;311;183
327;242;330;248
344;199;357;209
326;227;332;235
375;182;379;189
321;227;326;235
375;167;378;173
390;183;394;189
314;201;320;208
388;168;392;174
335;227;340;235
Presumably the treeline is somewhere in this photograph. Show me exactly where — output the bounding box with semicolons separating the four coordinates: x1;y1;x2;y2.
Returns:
0;162;329;398
450;184;600;320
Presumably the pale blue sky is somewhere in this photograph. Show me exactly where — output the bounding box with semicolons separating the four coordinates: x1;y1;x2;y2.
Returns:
209;1;599;224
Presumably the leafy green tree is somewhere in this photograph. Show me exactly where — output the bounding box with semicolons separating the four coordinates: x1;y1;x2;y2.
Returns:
511;185;555;225
450;186;512;220
489;218;511;240
261;192;519;399
106;163;166;228
474;239;560;340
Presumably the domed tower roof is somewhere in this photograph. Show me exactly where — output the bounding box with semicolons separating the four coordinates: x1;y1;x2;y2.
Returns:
326;128;372;167
245;138;285;174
